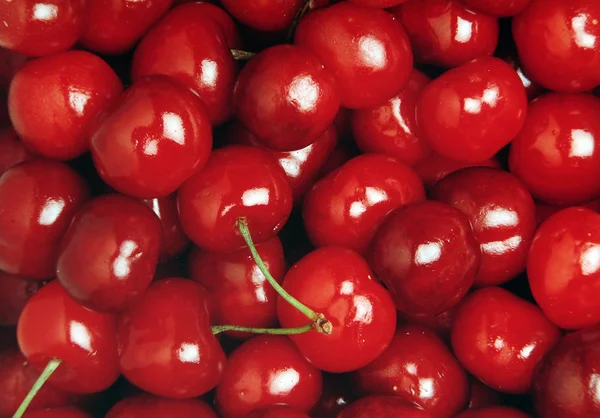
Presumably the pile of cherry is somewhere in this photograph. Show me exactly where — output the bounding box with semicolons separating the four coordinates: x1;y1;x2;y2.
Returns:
1;0;600;417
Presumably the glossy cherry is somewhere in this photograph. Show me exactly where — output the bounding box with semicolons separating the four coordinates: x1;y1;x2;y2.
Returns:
105;394;217;418
244;406;310;418
177;1;243;50
310;373;355;418
0;159;90;279
0;127;36;176
21;407;92;418
460;0;531;17
0;271;43;326
498;47;546;101
414;153;501;190
456;407;530;418
338;396;434;418
143;193;189;262
416;57;527;163
294;2;413;109
220;0;302;32
90;75;212;199
433;167;536;287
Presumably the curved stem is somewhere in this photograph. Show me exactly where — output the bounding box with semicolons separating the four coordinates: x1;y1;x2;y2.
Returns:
13;359;62;418
231;49;256;60
286;0;312;42
212;323;313;335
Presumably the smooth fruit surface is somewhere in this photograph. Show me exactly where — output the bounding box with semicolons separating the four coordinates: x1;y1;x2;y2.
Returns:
338;395;434;418
105;394;217;418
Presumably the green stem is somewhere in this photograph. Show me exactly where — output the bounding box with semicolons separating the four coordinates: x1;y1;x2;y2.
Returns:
231;49;256;60
286;0;312;42
212;323;313;335
13;359;62;418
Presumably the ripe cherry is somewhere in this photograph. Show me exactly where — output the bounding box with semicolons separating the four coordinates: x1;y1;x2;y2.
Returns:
460;0;532;17
414;153;501;190
497;47;546;101
143;193;190;262
21;407;91;418
349;0;409;7
220;0;302;32
105;394;217;418
456;407;530;418
0;127;36;176
338;396;434;418
244;406;310;418
177;2;243;50
0;271;43;326
397;305;458;344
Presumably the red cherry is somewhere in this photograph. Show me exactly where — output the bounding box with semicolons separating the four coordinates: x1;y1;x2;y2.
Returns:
397;304;458;344
0;271;43;326
220;0;302;32
456;407;530;418
414;152;501;190
509;93;600;206
244;406;310;418
432;167;536;287
22;407;91;418
8;51;123;160
352;325;469;417
527;207;600;330
105;394;217;418
178;145;293;253
176;2;243;50
351;70;432;166
294;2;413;109
416;57;527;163
0;127;36;176
303;153;425;254
316;140;359;180
459;0;531;17
513;0;600;92
348;0;409;7
90;75;212;199
310;373;355;418
117;278;226;399
451;287;561;394
391;0;499;68
278;247;397;373
0;160;90;279
535;198;600;227
338;396;434;418
497;47;546;101
0;0;84;57
143;193;190;262
467;377;503;410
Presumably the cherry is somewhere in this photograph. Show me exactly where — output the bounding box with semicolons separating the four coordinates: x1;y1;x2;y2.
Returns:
90;75;212;199
527;207;600;330
294;2;413;109
175;2;243;50
456;407;530;418
143;193;190;262
0;0;84;57
432;167;536;287
244;406;310;418
8;50;123;161
21;407;91;418
451;287;561;394
459;0;531;17
105;394;217;418
391;0;499;68
467;377;503;410
513;0;600;92
397;305;458;344
0;127;36;176
310;373;355;418
497;47;546;101
338;396;434;418
0;48;28;91
414;153;501;190
0;271;43;326
278;246;397;373
220;0;302;32
0;159;90;279
351;70;432;166
509;93;600;206
416;57;527;163
117;278;226;399
316;139;359;180
178;145;293;253
302;153;425;254
534;198;600;227
349;0;409;7
132;4;237;126
352;325;469;417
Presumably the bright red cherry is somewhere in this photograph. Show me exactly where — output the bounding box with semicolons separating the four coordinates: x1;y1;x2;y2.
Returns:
8;51;123;160
451;287;561;394
0;160;90;279
244;406;310;418
310;373;355;418
338;396;434;418
509;93;600;206
178;145;293;253
459;0;531;17
176;1;243;50
414;152;501;190
416;57;527;163
352;325;469;418
117;278;226;399
527;207;600;330
22;407;92;418
456;407;530;418
0;127;36;175
220;0;301;32
303;153;425;254
0;270;43;326
391;0;499;68
513;0;600;92
294;2;413;109
90;75;212;199
105;394;217;418
433;167;536;287
278;247;397;373
143;193;189;262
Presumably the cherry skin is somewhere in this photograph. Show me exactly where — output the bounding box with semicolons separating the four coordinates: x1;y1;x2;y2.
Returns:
132;5;237;126
513;0;600;92
349;0;409;7
22;407;92;418
352;325;469;418
278;246;397;373
509;93;600;206
143;193;189;262
105;394;217;418
467;377;503;410
303;153;425;254
416;57;527;163
90;75;212;199
459;0;532;17
451;287;561;394
0;127;36;176
535;198;600;228
456;407;530;418
351;70;431;166
391;0;499;68
527;207;600;330
310;373;355;418
117;278;226;399
178;145;293;253
9;50;123;160
338;396;434;418
414;153;501;190
368;200;480;316
220;0;302;32
0;159;90;279
432;167;536;287
177;2;243;50
0;270;43;326
294;2;413;109
397;304;458;344
244;406;310;418
498;47;546;101
0;0;84;57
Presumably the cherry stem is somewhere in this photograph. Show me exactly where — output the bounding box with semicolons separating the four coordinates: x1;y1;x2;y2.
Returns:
286;0;312;42
212;323;313;335
231;49;256;60
13;359;62;418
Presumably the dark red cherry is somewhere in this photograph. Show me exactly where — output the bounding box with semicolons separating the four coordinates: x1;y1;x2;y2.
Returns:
178;145;293;253
0;0;84;57
416;57;527;163
460;0;531;17
105;394;217;418
90;75;212;199
467;377;503;410
132;4;237;126
433;167;536;287
338;396;434;418
352;325;469;418
349;0;409;7
414;152;501;190
294;2;413;109
509;93;600;206
9;50;123;160
303;154;425;254
527;207;600;330
244;406;310;418
0;48;28;91
391;0;499;68
451;287;561;394
310;373;355;418
351;70;431;166
22;407;92;418
0;127;36;175
177;2;243;50
0;159;90;279
368;200;480;316
513;0;600;92
497;47;546;101
220;0;302;32
456;407;530;418
117;278;226;399
397;304;458;344
316;140;359;180
0;271;43;326
143;193;189;262
278;247;397;373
